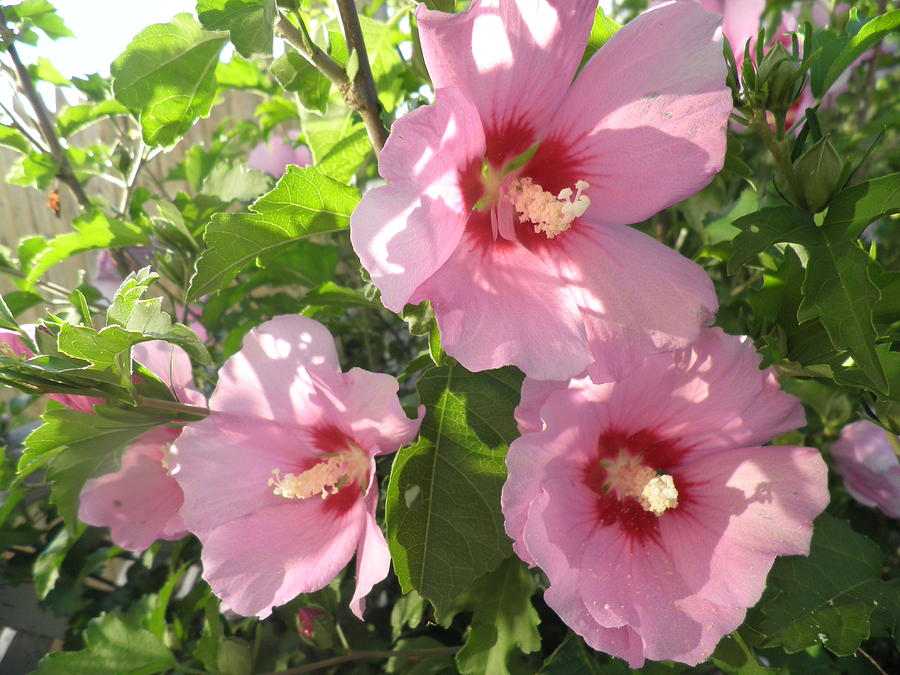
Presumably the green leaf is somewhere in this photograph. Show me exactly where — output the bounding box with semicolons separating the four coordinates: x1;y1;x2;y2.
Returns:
727;206;816;274
28;56;70;86
271;51;331;115
303;114;370;182
808;29;848;99
197;0;276;58
753;514;900;657
797;224;886;393
189;165;359;299
0;293;20;330
200;160;271;202
822;172;900;239
111;13;228;146
7;151;58;189
581;6;621;67
5;0;73;39
57;100;129;137
0;124;31;154
454;557;541;675
303;282;379;309
21;406;167;530
385;362;523;618
538;634;604;675
33;610;177;675
711;630;777;675
23;210;148;289
33;526;81;599
821;10;900;94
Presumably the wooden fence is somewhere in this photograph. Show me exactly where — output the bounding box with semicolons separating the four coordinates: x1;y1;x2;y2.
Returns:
0;90;263;295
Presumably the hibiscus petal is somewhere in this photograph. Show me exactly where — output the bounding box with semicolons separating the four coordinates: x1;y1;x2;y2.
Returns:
133;340;205;407
342;368;423;456
544;224;717;380
417;0;595;162
209;315;342;421
416;233;592;379
354;89;484;312
78;428;186;551
664;445;828;607
543;0;731;226
349;488;392;619
199;498;366;618
596;329;805;455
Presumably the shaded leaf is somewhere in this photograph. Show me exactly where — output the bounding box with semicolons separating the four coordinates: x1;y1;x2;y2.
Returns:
821;10;900;94
753;514;900;657
823;172;900;239
271;51;330;115
727;206;816;274
33;610;176;675
455;557;541;675
385;362;523;618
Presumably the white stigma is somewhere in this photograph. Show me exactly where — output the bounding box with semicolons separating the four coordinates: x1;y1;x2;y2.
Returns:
269;447;368;500
507;178;590;239
640;474;679;516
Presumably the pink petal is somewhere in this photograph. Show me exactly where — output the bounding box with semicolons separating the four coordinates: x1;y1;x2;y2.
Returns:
544;1;731;226
173;414;325;534
702;0;765;56
542;224;717;381
597;329;805;455
78;427;186;551
503;386;603;564
199;497;366;618
514;376;568;434
662;445;828;608
831;421;900;518
209;315;342;421
417;0;595;162
342;368;423;456
0;328;31;357
353;88;484;312
415;233;592;380
248;135;312;177
349;488;392;619
133;340;205;407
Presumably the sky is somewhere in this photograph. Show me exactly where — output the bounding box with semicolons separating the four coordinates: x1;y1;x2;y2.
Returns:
17;0;198;78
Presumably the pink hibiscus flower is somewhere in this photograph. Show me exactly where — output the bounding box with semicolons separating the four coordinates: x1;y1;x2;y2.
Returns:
691;0;765;57
77;340;205;551
171;315;423;619
0;326;101;413
248;132;313;177
831;420;900;519
351;0;732;381
502;328;829;666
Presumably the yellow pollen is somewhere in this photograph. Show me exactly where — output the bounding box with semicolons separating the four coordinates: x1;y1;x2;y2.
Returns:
269;446;369;500
507;178;590;238
640;474;679;515
602;453;679;517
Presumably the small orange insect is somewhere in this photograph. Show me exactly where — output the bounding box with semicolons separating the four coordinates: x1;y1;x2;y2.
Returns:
47;188;61;217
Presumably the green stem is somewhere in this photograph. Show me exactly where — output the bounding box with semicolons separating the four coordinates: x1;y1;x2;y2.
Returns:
259;647;460;675
134;395;210;419
747;109;803;204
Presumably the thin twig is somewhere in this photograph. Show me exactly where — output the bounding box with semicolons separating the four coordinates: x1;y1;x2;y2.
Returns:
857;0;888;127
0;99;48;153
274;11;388;152
119;138;146;216
0;7;90;209
334;0;389;151
858;647;888;675
260;647;459;675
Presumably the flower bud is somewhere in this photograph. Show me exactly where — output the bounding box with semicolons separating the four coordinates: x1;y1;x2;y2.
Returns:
793;137;844;213
757;43;805;113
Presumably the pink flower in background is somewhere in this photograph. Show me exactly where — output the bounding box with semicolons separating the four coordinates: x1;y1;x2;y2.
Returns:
693;0;765;58
502;328;828;666
831;420;900;519
351;0;731;381
172;315;423;619
77;340;205;551
0;327;101;413
248;133;313;177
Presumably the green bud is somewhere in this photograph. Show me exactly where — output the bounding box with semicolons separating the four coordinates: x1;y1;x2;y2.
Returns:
793;137;844;213
756;43;805;113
